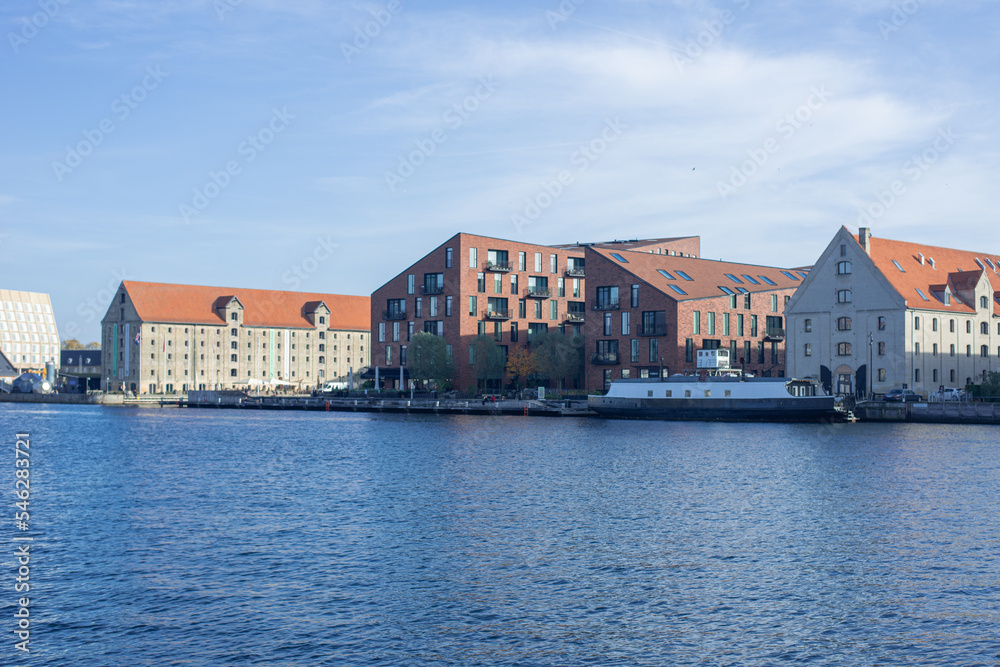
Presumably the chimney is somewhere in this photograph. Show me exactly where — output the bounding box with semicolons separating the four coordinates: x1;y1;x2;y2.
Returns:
918;252;925;265
858;227;871;254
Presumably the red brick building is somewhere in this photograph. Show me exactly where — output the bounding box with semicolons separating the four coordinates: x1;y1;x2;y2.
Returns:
371;233;701;392
583;247;806;390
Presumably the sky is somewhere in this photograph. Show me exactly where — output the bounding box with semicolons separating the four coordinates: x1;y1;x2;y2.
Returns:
2;0;998;343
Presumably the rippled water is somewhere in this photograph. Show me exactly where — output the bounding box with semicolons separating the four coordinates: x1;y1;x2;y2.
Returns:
2;403;999;665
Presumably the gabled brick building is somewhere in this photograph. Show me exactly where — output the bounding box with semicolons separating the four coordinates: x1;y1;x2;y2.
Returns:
371;233;701;392
583;247;805;390
101;281;369;394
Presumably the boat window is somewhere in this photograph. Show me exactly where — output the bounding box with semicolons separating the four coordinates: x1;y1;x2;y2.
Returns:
685;390;691;397
704;390;711;397
647;390;653;397
665;390;672;397
725;390;731;397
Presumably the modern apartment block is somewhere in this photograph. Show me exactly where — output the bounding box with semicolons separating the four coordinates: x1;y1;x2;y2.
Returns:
101;281;370;394
584;247;804;390
787;227;1000;397
0;288;61;375
370;233;702;392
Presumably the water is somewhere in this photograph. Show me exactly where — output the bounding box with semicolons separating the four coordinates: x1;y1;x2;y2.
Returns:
2;403;999;665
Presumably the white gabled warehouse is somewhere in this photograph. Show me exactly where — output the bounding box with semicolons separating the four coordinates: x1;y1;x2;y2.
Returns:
786;227;1000;397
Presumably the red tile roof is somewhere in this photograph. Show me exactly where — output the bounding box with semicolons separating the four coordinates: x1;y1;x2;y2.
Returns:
859;231;1000;314
589;247;804;300
121;281;369;330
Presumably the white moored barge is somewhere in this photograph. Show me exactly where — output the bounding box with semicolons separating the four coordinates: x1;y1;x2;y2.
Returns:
588;350;839;422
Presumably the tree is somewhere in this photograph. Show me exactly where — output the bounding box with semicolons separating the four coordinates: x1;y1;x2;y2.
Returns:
529;330;584;386
62;339;83;350
505;345;536;390
471;335;506;391
86;342;100;349
967;371;1000;403
408;331;453;389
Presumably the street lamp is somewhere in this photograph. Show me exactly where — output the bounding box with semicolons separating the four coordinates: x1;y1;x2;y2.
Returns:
868;332;874;400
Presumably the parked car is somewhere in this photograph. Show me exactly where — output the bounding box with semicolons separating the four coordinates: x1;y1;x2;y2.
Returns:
929;387;965;402
884;388;924;402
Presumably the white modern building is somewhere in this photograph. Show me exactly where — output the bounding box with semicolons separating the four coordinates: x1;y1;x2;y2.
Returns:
0;289;61;375
786;227;1000;397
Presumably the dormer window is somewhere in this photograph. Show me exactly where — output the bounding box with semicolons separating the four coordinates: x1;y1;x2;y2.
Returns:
230;312;238;321
981;296;989;309
319;316;326;325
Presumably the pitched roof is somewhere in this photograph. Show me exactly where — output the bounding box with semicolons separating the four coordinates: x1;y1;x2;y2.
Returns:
861;231;1000;314
120;281;370;330
588;247;804;301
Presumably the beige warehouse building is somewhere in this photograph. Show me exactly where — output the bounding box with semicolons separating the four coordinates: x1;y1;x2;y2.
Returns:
101;281;370;394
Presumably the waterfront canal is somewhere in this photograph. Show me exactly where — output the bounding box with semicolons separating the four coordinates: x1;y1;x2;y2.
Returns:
3;404;999;665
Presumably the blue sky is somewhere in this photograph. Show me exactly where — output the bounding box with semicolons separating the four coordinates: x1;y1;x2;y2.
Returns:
2;0;998;342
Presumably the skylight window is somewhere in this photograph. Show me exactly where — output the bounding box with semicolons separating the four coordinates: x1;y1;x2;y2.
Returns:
736;287;749;294
797;271;809;279
892;260;905;272
725;274;743;284
657;269;675;280
668;284;687;296
758;275;777;286
974;257;984;269
610;253;628;263
986;258;996;270
781;271;800;281
675;270;693;281
719;286;735;295
741;275;760;285
915;288;930;301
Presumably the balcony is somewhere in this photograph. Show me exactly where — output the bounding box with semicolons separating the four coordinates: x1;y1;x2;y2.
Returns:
420;284;445;295
639;327;668;337
484;261;512;272
591;352;620;365
484;309;511;321
764;328;785;342
592;299;620;311
565;267;585;278
564;312;585;323
382;310;407;321
526;287;551;298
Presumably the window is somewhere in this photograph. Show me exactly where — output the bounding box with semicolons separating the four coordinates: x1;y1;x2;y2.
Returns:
415;298;423;318
534;252;543;272
385;346;392;365
408;321;414;341
407;274;414;295
737;314;745;337
759;275;777;286
649;337;658;363
603;312;612;336
931;318;938;332
729;294;737;308
445;247;453;268
981;322;990;335
967;345;972;357
595;286;619;309
668;285;687;296
837;290;851;303
392;321;400;342
892;259;905;272
534;300;542;319
610;253;628;263
725;274;743;284
982;345;989;358
838;261;852;275
840;244;847;257
621;311;630;336
693;311;701;335
723;312;730;336
967;320;972;334
837;317;851;331
676;270;693;281
750;315;758;338
837;342;852;356
804;319;812;333
933;343;938;356
550;300;558;321
719;286;734;296
510;322;518;342
445;296;453;317
558;277;565;297
631;339;639;363
469;247;477;268
878;369;886;382
804;343;812;356
378;323;385;342
982;296;990;309
658;269;675;280
231;328;238;336
642;311;667;336
469;296;477;317
685;338;694;363
950;344;955;356
878;342;885;356
518;251;526;271
771;294;778;312
741;275;760;285
550;254;558;274
950;369;955;383
518;299;526;318
781;271;800;281
914;368;920;382
707;312;716;335
914;342;920;355
631;285;639;308
494;322;502;342
743;293;751;310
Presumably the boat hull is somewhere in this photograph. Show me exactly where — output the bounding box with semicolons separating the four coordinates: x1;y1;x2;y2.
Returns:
588;395;839;422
